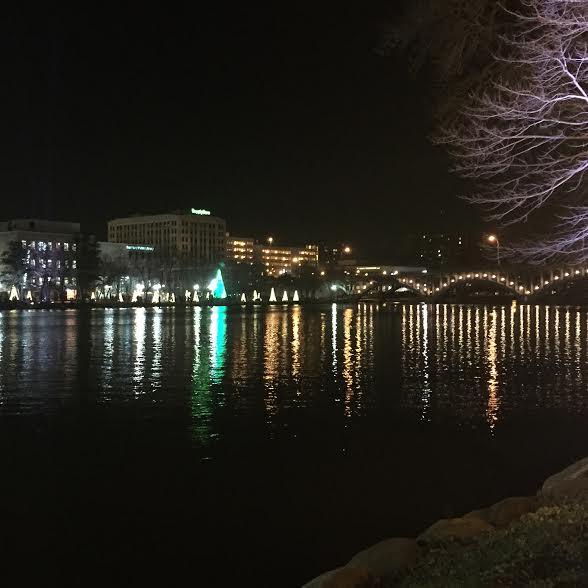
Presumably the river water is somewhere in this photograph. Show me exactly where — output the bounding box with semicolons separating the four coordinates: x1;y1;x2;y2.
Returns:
0;304;587;585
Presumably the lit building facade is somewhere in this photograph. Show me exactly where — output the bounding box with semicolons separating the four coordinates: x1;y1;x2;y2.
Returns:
0;219;80;299
226;236;255;264
107;209;226;264
253;243;319;275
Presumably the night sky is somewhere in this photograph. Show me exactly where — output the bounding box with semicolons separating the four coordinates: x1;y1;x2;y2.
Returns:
4;4;479;259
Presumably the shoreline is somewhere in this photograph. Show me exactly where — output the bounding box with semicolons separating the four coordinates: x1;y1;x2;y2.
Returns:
2;299;588;311
303;457;588;587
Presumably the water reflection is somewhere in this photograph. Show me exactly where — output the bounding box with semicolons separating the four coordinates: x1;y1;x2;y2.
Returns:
1;304;588;436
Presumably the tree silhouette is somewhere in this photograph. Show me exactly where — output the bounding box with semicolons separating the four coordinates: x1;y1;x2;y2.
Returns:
436;0;588;262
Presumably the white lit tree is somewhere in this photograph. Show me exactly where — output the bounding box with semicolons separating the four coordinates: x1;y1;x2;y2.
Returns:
438;0;588;262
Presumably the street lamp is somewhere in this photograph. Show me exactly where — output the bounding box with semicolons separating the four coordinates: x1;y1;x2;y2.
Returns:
488;235;501;266
268;236;274;245
343;246;351;254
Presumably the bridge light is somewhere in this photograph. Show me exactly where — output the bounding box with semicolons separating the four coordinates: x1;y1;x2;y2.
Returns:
565;272;570;277
544;281;549;285
526;290;531;294
451;279;455;283
382;270;387;275
492;274;496;279
409;280;413;284
500;277;505;281
554;275;559;280
519;286;524;290
483;273;488;277
509;281;514;286
436;287;440;291
458;275;463;280
443;283;447;287
575;270;580;275
475;273;479;277
467;274;471;278
535;286;539;290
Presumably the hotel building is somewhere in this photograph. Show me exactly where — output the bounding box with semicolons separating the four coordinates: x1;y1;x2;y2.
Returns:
226;236;255;264
253;243;319;275
107;209;226;264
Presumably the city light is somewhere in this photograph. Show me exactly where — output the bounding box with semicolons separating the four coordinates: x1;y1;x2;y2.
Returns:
190;208;211;216
487;234;501;265
268;236;274;245
343;246;351;254
193;284;200;290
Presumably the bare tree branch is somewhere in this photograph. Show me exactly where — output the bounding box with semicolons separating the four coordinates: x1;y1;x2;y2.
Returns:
438;0;588;262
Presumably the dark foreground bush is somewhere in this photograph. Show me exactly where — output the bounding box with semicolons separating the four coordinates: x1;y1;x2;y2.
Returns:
398;502;588;587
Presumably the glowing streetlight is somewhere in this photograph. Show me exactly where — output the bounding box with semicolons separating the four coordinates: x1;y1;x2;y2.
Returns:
343;246;351;254
193;284;200;290
268;236;274;245
487;234;501;266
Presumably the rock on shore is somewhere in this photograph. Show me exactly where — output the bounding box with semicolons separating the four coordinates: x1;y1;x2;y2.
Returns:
302;456;587;587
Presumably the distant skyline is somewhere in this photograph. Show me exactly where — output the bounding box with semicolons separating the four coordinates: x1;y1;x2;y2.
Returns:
4;4;480;259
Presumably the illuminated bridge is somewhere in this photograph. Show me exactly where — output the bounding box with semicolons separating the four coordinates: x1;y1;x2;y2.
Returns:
356;266;588;301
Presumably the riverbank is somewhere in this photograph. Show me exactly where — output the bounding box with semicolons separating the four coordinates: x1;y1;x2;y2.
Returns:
0;299;317;311
304;457;588;587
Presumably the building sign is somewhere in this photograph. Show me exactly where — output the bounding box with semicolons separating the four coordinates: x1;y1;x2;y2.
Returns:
191;208;211;216
126;245;155;251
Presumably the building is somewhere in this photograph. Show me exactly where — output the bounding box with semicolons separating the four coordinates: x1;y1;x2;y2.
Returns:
107;209;226;264
319;243;356;269
253;242;319;276
404;232;482;268
226;236;255;264
0;219;80;299
99;241;155;263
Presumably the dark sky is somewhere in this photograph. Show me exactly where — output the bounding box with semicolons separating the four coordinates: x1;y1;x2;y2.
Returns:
3;4;479;259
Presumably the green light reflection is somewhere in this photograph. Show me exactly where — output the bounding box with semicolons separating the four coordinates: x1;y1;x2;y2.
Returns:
190;307;227;445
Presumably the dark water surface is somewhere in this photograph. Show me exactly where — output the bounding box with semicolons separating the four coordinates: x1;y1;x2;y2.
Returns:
1;304;587;586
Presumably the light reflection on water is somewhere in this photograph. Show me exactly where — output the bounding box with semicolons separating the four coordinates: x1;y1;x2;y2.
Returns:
1;304;588;434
